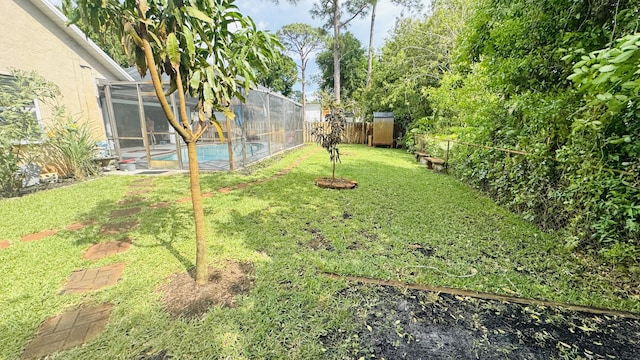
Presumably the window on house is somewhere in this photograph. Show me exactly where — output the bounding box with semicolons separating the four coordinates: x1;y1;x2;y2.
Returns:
0;74;44;142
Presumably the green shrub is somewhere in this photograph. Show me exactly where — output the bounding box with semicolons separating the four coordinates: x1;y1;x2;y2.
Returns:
43;107;100;179
0;69;58;197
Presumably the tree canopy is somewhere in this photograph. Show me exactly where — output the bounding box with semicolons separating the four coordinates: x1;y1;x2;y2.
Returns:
71;0;280;284
316;31;366;101
256;51;298;97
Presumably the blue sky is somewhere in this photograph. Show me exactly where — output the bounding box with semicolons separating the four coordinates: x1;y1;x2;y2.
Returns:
235;0;429;94
48;0;429;94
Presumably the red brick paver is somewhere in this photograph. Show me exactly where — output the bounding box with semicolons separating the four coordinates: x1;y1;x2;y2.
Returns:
117;197;144;206
65;221;97;231
149;202;170;209
202;192;215;198
218;187;233;193
99;220;138;235
62;263;125;294
235;183;248;189
0;240;10;249
126;189;150;196
22;229;57;242
21;304;112;359
109;207;141;218
83;241;131;260
176;197;191;203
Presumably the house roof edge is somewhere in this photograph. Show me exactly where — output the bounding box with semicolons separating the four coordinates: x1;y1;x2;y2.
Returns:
30;0;134;82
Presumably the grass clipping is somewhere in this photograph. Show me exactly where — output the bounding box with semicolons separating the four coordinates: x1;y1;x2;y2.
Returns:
158;261;255;319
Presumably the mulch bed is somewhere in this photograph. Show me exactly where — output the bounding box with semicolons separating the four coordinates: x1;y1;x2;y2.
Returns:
314;177;357;190
327;285;640;360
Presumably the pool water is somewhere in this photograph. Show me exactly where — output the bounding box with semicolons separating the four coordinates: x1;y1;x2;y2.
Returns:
152;143;265;162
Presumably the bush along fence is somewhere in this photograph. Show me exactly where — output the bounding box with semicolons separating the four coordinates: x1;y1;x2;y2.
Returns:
414;134;640;266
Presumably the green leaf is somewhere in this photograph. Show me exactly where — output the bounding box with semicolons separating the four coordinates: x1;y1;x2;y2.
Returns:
147;31;163;47
167;33;180;67
610;50;635;64
183;28;196;64
190;70;201;91
598;64;617;73
560;54;573;62
567;72;581;81
183;6;213;24
592;72;611;85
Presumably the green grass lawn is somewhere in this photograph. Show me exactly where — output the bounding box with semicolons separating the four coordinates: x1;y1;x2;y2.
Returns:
1;144;638;359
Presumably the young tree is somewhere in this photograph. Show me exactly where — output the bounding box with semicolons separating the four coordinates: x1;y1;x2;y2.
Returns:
312;105;346;180
277;23;325;120
71;0;278;285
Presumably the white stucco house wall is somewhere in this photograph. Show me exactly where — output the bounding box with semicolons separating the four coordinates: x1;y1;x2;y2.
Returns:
0;0;132;140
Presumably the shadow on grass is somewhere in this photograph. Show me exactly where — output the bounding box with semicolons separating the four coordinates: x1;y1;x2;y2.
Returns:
68;185;195;273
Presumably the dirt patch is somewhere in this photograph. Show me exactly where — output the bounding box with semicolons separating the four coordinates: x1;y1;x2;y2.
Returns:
409;243;435;257
302;228;334;251
158;261;255;320
314;177;357;190
328;285;640;359
357;229;379;242
137;349;171;360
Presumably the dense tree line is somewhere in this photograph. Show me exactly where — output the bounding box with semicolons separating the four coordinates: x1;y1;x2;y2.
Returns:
360;0;640;265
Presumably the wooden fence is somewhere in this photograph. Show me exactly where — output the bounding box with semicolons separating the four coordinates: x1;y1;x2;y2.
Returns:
303;122;372;144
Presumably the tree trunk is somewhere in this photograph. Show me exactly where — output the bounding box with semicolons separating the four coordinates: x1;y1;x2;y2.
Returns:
186;141;208;285
333;0;341;102
366;0;377;89
301;64;306;121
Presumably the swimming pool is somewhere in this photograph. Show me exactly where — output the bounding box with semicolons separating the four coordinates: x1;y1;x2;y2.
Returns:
151;143;265;162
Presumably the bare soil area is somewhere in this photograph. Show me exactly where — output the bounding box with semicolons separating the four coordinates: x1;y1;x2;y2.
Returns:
158;261;255;320
333;285;640;360
314;177;358;189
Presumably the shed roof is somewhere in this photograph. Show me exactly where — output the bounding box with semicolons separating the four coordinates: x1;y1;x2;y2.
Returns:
373;112;394;118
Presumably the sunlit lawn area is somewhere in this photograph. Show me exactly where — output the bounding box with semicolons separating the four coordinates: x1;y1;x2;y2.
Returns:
1;144;638;359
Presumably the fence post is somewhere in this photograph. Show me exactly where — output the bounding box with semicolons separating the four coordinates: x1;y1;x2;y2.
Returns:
226;114;234;171
445;140;450;170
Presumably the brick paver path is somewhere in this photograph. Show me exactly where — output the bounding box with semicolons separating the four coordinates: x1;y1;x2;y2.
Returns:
83;241;131;260
61;263;125;294
129;181;153;187
126;189;151;196
149;202;169;209
65;221;97;231
117;197;145;206
109;207;141;218
0;240;10;249
21;229;57;242
99;220;139;235
21;304;112;359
